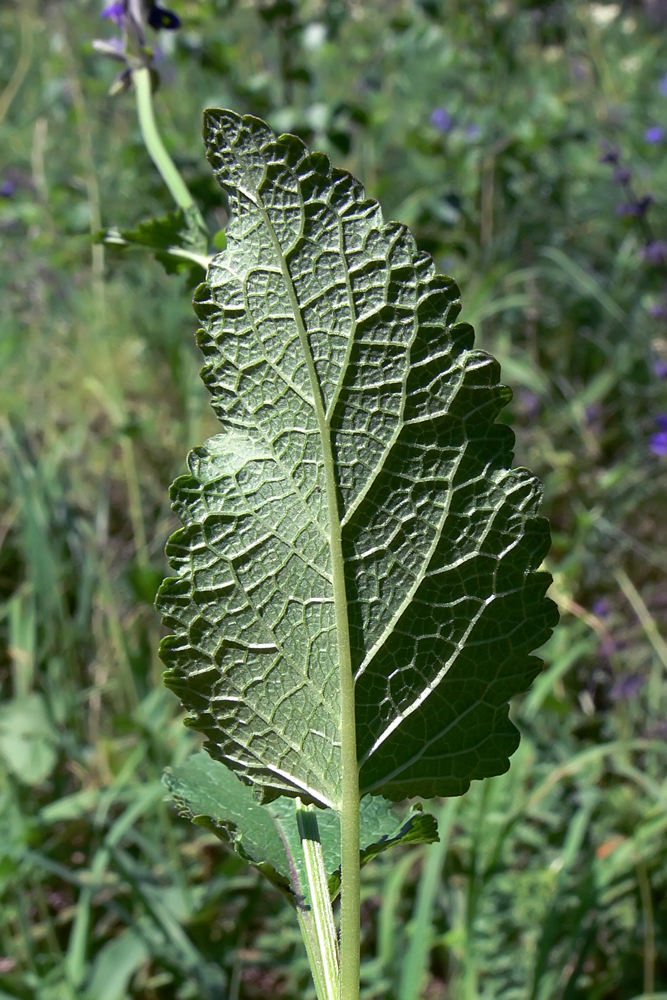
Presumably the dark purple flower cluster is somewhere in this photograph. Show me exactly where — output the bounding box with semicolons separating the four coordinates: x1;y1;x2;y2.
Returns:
147;3;181;29
616;194;653;217
613;166;632;185
101;1;181;31
600;79;667;455
95;1;181;86
599;143;620;165
600;141;654;221
642;241;667;265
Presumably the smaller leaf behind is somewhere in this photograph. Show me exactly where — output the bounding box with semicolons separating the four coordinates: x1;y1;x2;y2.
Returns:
163;754;438;901
99;207;212;285
163;752;293;896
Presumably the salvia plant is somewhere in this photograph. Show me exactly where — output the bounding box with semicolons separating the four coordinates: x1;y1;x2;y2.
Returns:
92;5;558;996
149;109;559;999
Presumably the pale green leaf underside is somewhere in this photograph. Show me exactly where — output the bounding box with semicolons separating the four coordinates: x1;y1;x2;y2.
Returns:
163;752;438;901
157;110;557;808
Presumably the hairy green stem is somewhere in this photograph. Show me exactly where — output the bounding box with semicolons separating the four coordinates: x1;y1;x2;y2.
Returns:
296;801;340;1000
132;66;205;227
338;582;361;1000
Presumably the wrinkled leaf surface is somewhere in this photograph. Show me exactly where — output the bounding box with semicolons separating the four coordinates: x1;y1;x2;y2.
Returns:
157;110;557;809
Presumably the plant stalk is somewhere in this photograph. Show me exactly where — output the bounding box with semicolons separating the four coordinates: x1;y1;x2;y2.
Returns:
296;801;340;1000
260;192;361;1000
339;638;361;1000
132;66;205;230
257;178;361;1000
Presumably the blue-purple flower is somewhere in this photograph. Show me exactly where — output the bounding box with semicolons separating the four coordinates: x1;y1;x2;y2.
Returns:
654;359;667;379
611;674;646;701
100;1;180;34
518;389;541;420
95;0;181;83
585;404;602;427
431;108;454;133
616;194;653;217
642;241;667;265
599;144;620;165
147;2;181;29
650;303;667;319
101;2;126;24
613;166;632;185
650;414;667;456
646;125;666;144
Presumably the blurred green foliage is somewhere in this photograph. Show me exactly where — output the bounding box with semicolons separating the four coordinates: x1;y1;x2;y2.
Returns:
1;0;667;998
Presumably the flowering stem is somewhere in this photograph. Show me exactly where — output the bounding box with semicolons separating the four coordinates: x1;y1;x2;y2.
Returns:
296;801;340;1000
132;66;206;233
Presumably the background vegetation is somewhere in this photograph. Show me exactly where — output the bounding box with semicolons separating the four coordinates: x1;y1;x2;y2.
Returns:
2;1;667;997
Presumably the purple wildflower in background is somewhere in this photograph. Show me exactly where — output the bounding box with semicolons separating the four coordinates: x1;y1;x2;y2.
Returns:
650;303;667;319
642;240;667;265
431;108;454;133
661;73;667;97
599;144;620;164
650;414;667;456
613;166;632;185
654;359;667;379
465;123;482;139
518;389;541;420
592;598;610;618
101;2;126;24
610;674;646;701
0;180;15;198
147;3;181;29
585;403;602;425
617;194;653;217
646;125;666;144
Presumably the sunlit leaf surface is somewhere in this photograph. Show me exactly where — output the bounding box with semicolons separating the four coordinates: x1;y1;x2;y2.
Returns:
156;111;557;808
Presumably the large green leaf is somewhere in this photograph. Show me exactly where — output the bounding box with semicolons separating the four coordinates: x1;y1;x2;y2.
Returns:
156;110;557;809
